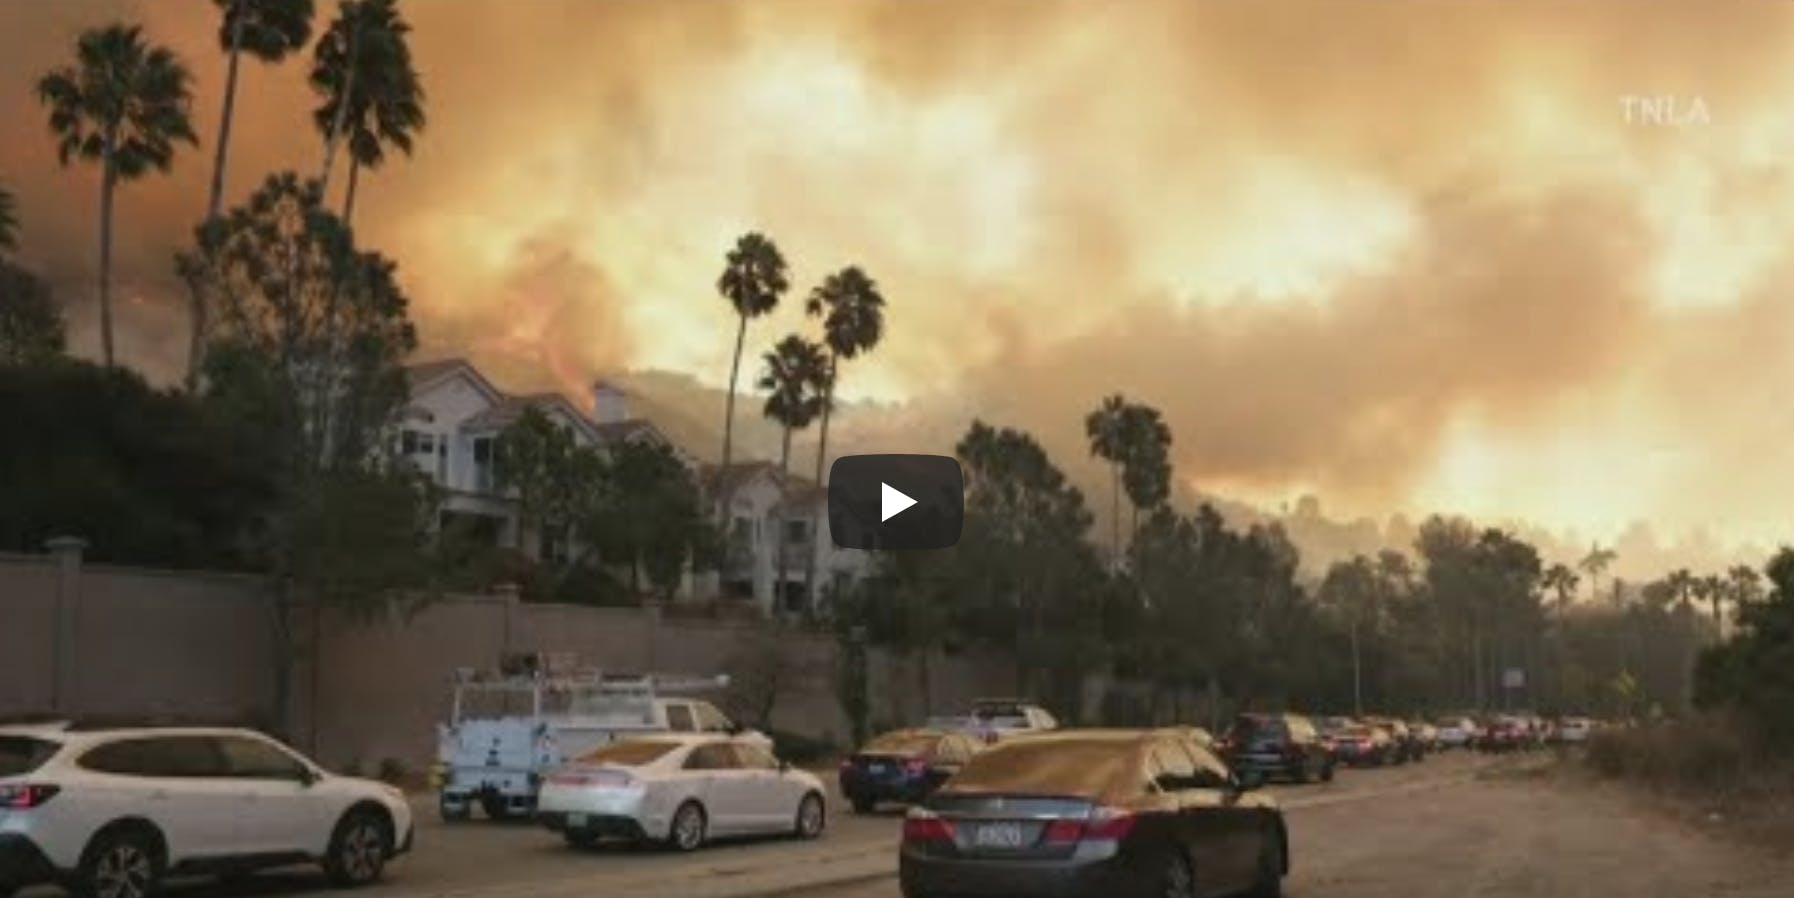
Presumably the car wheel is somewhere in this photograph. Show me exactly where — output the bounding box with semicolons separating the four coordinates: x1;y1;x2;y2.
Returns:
1321;760;1335;783
665;801;707;852
1291;760;1310;785
1251;825;1285;898
1160;851;1197;898
794;792;826;839
73;827;163;898
439;796;471;823
479;795;511;821
851;796;876;814
563;830;599;850
323;809;392;888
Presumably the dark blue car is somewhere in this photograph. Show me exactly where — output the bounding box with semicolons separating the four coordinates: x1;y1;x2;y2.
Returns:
839;729;982;813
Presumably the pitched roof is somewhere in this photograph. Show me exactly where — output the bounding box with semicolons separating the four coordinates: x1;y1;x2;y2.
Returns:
404;357;473;388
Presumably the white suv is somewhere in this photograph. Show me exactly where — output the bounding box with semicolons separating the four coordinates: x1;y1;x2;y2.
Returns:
0;723;414;898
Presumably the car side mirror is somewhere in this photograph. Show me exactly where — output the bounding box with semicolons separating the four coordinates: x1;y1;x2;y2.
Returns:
296;767;321;787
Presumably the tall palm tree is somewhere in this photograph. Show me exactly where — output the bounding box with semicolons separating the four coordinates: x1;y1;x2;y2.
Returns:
758;334;827;617
1542;563;1580;613
0;181;17;255
191;0;314;389
802;265;885;610
1118;404;1172;542
311;0;418;208
1084;394;1129;558
1577;543;1617;604
1700;572;1729;636
1664;568;1697;612
207;0;314;222
37;23;197;368
1727;564;1763;611
717;232;789;490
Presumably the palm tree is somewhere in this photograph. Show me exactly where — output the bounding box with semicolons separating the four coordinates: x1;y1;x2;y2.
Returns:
192;0;314;389
1700;572;1729;637
0;181;17;254
716;232;789;489
1118;404;1172;542
311;0;419;213
1542;563;1580;613
1084;394;1129;559
207;0;314;222
1577;543;1617;604
1727;564;1763;613
37;23;197;368
802;265;885;610
1664;568;1697;612
758;334;827;617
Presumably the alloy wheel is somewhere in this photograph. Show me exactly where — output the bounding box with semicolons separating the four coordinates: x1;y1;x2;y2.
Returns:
94;843;153;898
341;821;386;882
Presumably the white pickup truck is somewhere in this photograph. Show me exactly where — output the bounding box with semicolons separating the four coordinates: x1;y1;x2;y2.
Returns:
436;666;769;821
953;699;1060;745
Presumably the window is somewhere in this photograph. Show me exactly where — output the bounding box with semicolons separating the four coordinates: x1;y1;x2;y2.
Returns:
1146;741;1198;792
0;736;59;776
785;519;808;543
732;743;781;770
417;433;436;454
664;704;697;732
947;738;1135;798
692;702;733;733
683;743;737;771
215;736;308;780
1288;716;1316;740
79;736;224;778
400;430;419;454
580;740;679;766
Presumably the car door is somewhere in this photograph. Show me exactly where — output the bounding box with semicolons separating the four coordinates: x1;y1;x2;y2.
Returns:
1146;740;1232;896
682;742;752;834
1189;740;1263;895
214;734;332;857
77;735;240;862
728;741;798;830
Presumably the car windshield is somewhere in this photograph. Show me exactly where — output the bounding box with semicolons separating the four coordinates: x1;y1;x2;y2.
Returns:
578;740;679;766
0;736;60;776
946;739;1136;797
863;733;940;754
1229;716;1285;739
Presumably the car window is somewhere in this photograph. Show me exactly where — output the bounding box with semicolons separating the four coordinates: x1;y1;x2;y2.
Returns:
1289;716;1316;740
1146;740;1198;791
1183;741;1233;788
664;704;697;732
948;738;1136;798
215;735;308;779
684;743;738;771
732;742;781;770
581;740;679;766
0;736;60;776
692;702;733;732
79;735;224;778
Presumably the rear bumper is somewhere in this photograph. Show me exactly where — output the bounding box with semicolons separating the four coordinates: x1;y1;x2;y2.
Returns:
0;833;58;891
841;774;932;805
900;846;1151;898
538;811;650;842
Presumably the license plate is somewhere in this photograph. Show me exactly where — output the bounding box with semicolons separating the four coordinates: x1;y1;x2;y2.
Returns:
869;764;889;774
568;813;588;827
971;822;1025;849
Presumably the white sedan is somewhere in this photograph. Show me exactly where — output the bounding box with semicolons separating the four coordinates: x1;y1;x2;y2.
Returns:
536;734;826;851
1434;717;1479;749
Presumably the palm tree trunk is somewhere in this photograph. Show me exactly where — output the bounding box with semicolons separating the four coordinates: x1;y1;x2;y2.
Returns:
1350;615;1363;716
97;139;118;368
319;31;360;195
208;16;245;222
343;156;362;228
805;360;835;614
1110;463;1121;561
719;313;747;508
774;426;793;617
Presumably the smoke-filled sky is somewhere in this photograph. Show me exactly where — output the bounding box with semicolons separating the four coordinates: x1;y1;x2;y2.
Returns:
4;0;1793;564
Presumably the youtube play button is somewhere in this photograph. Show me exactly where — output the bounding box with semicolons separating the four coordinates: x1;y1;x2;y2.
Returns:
828;454;964;550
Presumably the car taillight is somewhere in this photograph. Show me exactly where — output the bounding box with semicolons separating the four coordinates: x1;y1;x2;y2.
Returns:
902;809;955;843
1083;806;1136;841
0;784;60;810
1041;818;1084;845
904;759;929;775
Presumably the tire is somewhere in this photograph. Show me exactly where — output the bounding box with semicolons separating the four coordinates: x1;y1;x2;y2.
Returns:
1250;824;1285;898
851;796;876;815
323;809;393;888
1291;761;1310;785
480;795;511;821
665;801;707;852
794;792;826;839
73;826;164;898
439;796;471;823
563;830;599;850
1320;760;1335;783
1160;851;1197;898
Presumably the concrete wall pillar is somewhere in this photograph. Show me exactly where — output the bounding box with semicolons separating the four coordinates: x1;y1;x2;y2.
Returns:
45;536;87;714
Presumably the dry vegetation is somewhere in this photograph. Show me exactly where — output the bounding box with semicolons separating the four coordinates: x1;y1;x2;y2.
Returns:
1583;713;1794;845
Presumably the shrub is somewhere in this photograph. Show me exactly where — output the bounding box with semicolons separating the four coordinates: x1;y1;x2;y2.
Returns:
1585;712;1785;799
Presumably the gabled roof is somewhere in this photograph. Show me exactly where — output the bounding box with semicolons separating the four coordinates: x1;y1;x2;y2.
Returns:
405;357;504;404
462;392;605;444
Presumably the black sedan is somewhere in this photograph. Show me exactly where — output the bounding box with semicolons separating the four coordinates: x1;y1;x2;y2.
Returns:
899;729;1288;898
840;728;983;813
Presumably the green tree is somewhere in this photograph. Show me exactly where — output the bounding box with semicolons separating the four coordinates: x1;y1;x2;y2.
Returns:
1543;563;1580;613
802;265;886;611
1084;394;1129;558
1578;543;1617;604
493;405;591;555
1695;548;1794;747
310;0;423;224
1;261;67;365
189;0;315;389
758;334;827;614
588;440;714;599
1118;403;1173;543
36;23;197;368
1320;555;1380;715
716;232;789;493
185;171;422;744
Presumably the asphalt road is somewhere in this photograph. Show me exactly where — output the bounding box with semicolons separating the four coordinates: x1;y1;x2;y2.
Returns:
20;751;1506;898
802;753;1794;898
